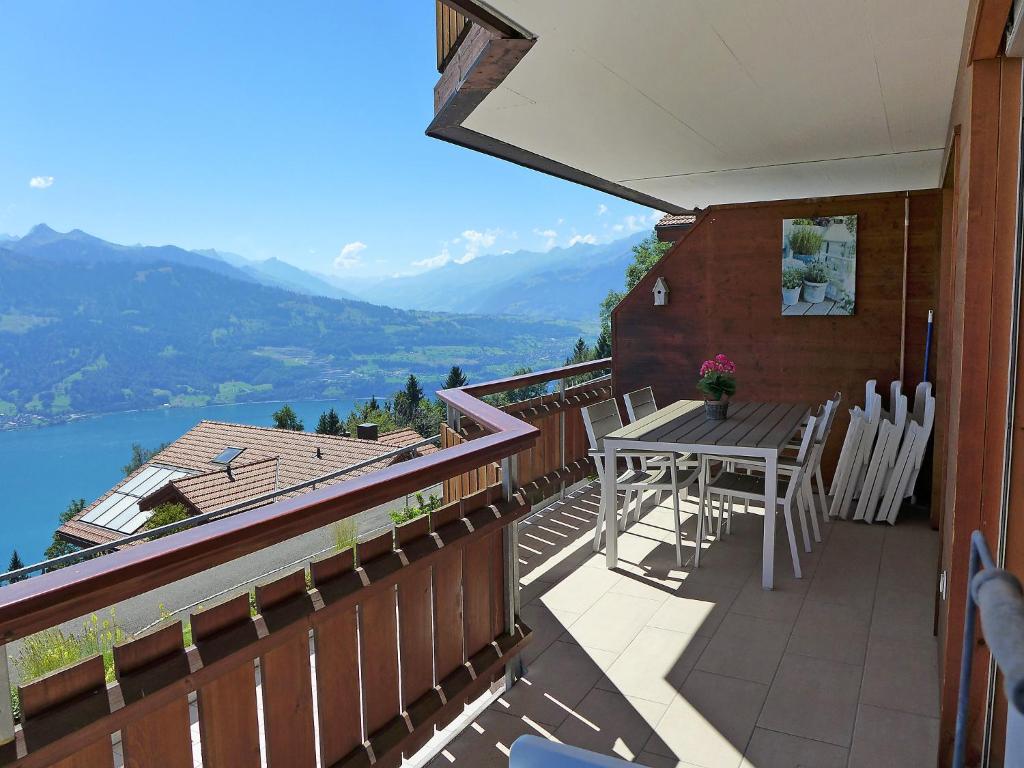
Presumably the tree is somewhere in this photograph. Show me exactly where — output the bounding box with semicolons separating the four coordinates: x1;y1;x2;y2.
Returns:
144;502;189;539
595;327;612;358
6;550;26;582
404;375;424;410
315;407;343;436
565;337;592;366
344;399;398;438
43;498;86;568
122;442;169;476
598;231;671;354
443;366;469;389
272;404;304;431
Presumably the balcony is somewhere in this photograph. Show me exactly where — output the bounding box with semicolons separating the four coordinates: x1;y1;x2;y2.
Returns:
427;483;941;767
0;356;945;768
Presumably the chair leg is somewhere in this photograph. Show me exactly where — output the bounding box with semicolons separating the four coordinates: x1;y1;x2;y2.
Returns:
795;490;812;553
780;500;803;579
815;467;829;521
727;496;734;535
715;493;724;539
671;464;682;567
803;477;821;543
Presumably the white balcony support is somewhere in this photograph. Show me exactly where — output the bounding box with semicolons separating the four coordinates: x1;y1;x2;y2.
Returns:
559;378;567;499
502;455;524;686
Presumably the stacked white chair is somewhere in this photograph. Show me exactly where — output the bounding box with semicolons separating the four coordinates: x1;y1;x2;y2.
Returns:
830;386;882;518
855;391;907;522
877;390;936;524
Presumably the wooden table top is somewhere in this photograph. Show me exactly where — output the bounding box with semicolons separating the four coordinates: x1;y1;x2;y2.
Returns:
607;399;812;451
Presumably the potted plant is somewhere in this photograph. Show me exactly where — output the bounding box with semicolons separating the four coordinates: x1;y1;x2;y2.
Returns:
787;226;824;265
801;258;830;304
782;267;805;306
697;354;737;420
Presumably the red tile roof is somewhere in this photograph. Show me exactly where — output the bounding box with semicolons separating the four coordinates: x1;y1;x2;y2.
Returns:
58;420;434;548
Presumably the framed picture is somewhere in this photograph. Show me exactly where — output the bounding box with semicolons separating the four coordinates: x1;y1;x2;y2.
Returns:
781;215;857;316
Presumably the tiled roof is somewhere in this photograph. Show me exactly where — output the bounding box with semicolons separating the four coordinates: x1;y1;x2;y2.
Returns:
656;213;698;228
59;420;432;547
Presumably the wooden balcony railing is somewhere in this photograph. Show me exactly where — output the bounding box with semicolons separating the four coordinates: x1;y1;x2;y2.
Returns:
0;358;611;767
436;0;472;72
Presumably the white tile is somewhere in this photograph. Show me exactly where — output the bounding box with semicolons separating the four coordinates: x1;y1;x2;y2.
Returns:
597;626;709;704
848;704;939;768
563;591;662;654
787;599;870;666
553;687;667;763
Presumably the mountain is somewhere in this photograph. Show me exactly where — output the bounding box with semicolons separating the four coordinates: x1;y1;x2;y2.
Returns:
0;239;584;422
349;233;646;322
9;224;256;283
194;248;362;301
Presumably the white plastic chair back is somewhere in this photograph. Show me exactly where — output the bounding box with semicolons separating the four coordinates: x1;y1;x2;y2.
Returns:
581;399;623;453
865;379;877;409
904;394;936;495
888;380;903;420
912;381;933;427
624;387;657;424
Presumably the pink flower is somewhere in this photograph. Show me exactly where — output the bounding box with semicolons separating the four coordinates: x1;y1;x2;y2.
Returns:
699;354;737;377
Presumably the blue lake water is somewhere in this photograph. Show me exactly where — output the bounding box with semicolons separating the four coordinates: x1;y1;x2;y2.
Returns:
0;399;357;564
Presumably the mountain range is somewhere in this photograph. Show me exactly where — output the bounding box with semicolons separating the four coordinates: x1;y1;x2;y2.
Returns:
0;225;609;424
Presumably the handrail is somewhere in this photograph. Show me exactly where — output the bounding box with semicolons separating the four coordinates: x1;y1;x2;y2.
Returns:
460;358;611;398
0;435;442;583
0;360;609;645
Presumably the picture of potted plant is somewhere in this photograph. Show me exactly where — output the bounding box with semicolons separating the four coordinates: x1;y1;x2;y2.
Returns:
697;354;737;420
801;258;830;304
782;267;805;306
787;226;824;265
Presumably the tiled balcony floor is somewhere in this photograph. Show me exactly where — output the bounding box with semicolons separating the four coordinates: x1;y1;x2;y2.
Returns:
427;483;941;768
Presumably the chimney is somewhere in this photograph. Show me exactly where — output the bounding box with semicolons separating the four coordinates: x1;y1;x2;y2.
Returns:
357;423;378;441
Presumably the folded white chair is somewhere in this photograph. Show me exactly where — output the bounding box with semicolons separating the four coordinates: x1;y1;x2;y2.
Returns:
855;392;907;522
878;392;936;523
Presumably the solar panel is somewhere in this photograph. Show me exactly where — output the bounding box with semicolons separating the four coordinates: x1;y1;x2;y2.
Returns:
80;464;193;534
212;447;245;465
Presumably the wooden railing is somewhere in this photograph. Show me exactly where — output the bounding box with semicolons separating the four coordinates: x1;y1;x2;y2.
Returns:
436;0;471;72
0;358;611;767
441;368;612;505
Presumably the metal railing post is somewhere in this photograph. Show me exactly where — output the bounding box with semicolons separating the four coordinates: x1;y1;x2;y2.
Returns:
0;643;14;762
446;403;461;431
559;378;567;500
501;455;524;687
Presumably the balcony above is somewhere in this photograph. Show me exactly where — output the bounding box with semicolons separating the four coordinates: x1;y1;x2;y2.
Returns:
430;0;970;211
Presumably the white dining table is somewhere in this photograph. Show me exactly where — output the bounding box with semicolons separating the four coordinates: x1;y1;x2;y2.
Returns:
600;399;811;590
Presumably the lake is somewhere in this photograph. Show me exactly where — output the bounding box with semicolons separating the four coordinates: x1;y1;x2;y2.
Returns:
0;399;357;565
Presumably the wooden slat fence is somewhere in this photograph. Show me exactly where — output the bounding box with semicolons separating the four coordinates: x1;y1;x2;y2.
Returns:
5;484;531;768
442;378;611;505
435;1;471;72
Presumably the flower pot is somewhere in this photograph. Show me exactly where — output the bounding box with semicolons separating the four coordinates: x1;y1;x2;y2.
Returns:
782;286;801;306
802;279;828;304
704;399;729;421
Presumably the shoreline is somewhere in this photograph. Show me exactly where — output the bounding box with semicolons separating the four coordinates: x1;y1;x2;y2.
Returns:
0;395;376;433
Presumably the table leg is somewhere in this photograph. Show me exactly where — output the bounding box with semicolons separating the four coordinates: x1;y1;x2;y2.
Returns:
605;443;618;568
762;451;777;590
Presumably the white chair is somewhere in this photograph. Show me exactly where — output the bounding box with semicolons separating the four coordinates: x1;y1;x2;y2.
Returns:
700;410;822;579
582;398;699;566
623;387;701;475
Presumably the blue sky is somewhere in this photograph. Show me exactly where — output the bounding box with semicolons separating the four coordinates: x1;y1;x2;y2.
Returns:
0;1;659;277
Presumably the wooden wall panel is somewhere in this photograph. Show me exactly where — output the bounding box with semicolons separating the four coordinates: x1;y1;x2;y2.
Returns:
612;190;941;480
359;587;401;737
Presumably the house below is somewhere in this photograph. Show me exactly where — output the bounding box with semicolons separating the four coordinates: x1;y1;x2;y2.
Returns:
57;421;433;548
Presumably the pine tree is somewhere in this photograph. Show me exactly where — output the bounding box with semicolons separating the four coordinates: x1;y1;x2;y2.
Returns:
443;365;469;389
6;550;26;582
272;404;304;431
595;327;612;358
404;375;424;410
315;407;343;435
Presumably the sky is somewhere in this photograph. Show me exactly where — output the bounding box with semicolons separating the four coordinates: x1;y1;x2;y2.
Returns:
0;1;660;278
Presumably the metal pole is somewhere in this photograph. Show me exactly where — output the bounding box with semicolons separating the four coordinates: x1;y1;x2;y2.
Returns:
559;378;567;500
501;455;524;687
0;644;14;762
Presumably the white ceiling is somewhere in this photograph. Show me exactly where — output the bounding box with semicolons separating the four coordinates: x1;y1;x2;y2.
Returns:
465;0;969;209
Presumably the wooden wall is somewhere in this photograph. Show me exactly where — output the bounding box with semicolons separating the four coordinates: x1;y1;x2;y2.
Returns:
612;190;941;478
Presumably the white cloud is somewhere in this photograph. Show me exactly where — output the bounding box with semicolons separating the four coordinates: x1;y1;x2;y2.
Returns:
457;229;497;264
567;233;598;246
597;204;608;216
333;241;367;270
29;176;54;189
532;228;558;250
413;246;452;270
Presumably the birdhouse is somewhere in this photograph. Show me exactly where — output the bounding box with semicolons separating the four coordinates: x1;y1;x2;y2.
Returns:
652;276;669;306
